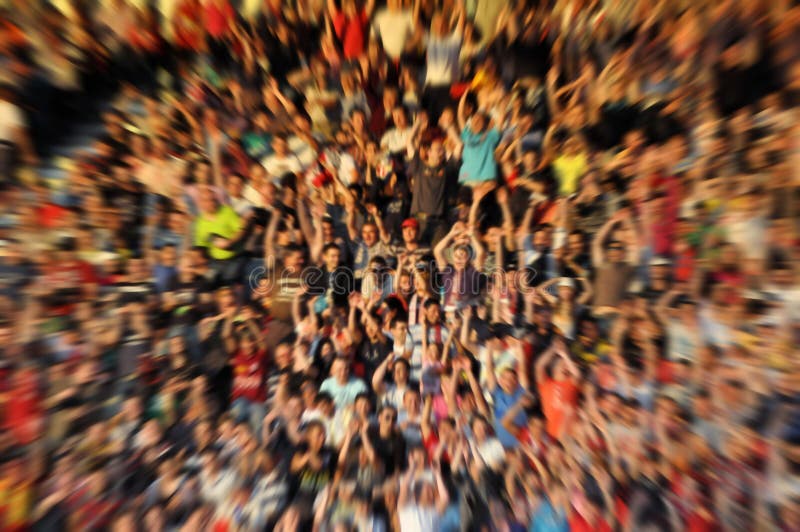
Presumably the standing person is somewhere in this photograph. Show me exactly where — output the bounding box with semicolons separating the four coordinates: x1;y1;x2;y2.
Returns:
224;319;267;431
372;0;420;71
329;0;376;62
193;187;248;284
591;209;639;314
535;338;580;441
408;136;458;246
203;0;235;72
457;90;503;186
423;4;465;119
397;454;450;532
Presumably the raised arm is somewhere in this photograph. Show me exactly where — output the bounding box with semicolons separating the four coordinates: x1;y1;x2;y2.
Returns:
591;214;618;268
345;195;359;243
482;342;498;392
367;203;392;245
457;90;469;132
654;285;682;325
434;223;460;271
511;338;530;390
264;205;279;267
576;277;593;306
371;352;393;396
468;229;486;271
536;277;559;306
535;341;558;385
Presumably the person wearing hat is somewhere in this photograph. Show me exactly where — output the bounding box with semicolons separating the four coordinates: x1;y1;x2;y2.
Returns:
394;217;432;263
536;276;592;340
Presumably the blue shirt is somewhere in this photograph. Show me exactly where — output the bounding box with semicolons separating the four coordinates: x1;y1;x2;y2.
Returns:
529;499;569;532
459;127;501;183
492;386;526;448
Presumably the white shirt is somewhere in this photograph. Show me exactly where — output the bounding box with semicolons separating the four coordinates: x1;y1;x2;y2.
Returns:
337;152;359;186
288;135;317;169
261;153;303;180
380;126;412;155
373;8;415;59
425;30;462;86
398;505;440;532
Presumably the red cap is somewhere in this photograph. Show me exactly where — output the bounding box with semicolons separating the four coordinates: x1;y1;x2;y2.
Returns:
401;218;419;229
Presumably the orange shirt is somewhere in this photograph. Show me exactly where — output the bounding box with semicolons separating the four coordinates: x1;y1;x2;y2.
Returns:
539;377;578;439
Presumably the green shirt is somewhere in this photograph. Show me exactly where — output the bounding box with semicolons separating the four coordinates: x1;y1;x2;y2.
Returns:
194;205;243;260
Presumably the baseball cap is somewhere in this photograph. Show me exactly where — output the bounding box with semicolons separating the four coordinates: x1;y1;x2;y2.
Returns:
401;218;419;230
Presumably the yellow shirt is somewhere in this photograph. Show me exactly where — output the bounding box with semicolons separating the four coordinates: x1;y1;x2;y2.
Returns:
553;153;587;196
194;205;243;260
0;477;33;529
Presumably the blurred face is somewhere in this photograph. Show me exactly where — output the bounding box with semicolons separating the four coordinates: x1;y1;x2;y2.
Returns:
362;223;378;246
161;246;176;266
471;114;487;133
332;358;349;382
606;243;624;262
324;247;340;270
402;224;419;243
379;407;397;430
307;424;326;450
453;246;470;269
393;361;409;384
228;175;244;197
198;188;216;214
399;272;412;293
404;390;420;412
498;368;518;394
273;137;289;156
425;304;441;324
427;139;444;166
472;418;488;441
275;345;291;367
393;108;408;129
557;285;574;301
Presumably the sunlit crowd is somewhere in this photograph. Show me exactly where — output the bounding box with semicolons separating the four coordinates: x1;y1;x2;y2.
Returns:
0;0;799;531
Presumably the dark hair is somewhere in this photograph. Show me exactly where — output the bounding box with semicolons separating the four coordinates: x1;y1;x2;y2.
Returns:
322;242;340;255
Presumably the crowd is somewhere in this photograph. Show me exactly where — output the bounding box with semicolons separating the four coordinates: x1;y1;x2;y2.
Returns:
1;0;800;530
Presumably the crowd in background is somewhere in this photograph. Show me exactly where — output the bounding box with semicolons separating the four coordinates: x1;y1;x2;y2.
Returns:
1;0;800;530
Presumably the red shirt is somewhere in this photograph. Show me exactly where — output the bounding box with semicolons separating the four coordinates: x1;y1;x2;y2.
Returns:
231;349;266;402
204;0;234;39
4;372;42;446
540;377;579;439
174;1;203;50
569;513;612;532
333;10;369;60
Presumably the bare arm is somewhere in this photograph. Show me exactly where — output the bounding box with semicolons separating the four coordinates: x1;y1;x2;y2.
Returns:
434;225;459;271
296;198;314;247
655;286;681;325
264;205;279;266
371;352;393;396
469;230;486;271
535;341;557;385
591;215;617;268
576;277;593;306
457;90;468;132
483;344;497;392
